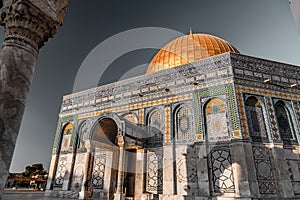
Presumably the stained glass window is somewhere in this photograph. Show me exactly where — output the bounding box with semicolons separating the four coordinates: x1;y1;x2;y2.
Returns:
245;97;267;142
274;102;295;144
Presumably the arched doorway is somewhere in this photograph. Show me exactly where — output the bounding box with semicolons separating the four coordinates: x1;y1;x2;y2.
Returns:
89;118;119;199
92;118;119;146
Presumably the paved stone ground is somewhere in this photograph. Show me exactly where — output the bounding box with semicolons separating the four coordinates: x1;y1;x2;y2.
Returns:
2;192;75;200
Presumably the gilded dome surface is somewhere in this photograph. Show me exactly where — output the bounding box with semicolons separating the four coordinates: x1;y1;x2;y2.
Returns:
146;33;239;74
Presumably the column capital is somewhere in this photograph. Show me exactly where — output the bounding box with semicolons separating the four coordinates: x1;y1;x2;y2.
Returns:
116;135;125;148
0;0;70;54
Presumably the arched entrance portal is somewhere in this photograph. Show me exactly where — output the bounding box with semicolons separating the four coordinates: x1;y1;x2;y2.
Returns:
87;116;146;200
92;118;119;146
89;118;119;199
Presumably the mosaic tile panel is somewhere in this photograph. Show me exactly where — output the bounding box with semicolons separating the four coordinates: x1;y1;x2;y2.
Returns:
91;154;106;189
235;86;248;137
205;98;229;141
176;106;194;141
252;146;276;194
193;93;203;141
293;101;300;126
60;123;73;152
146;148;163;193
195;84;240;139
226;85;240;132
53;116;74;152
209;147;235;193
235;80;300;101
77;93;193;120
139;109;145;125
264;97;280;141
165;106;171;143
54;157;67;187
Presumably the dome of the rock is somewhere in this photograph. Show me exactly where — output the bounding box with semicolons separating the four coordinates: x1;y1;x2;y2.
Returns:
146;33;239;74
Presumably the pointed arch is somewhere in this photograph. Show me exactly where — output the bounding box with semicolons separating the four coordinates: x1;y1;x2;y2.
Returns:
60;123;73;152
274;101;296;144
174;104;194;141
147;109;163;131
121;112;138;124
245;96;268;142
204;98;228;141
76;121;89;151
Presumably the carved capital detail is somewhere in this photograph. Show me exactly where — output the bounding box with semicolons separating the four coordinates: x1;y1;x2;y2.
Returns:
0;0;67;54
116;135;125;147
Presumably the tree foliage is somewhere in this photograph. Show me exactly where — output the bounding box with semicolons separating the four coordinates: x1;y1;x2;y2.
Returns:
22;163;47;177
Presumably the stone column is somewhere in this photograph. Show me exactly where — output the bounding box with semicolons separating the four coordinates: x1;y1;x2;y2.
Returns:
115;136;126;200
0;0;69;198
134;149;145;200
45;153;59;192
230;140;253;198
163;145;176;195
79;144;92;199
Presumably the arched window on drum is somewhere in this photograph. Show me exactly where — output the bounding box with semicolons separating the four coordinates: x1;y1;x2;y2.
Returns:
274;101;297;145
204;98;229;141
175;105;194;141
245;96;268;142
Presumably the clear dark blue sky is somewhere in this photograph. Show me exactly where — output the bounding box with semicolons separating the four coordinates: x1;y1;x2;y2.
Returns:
5;0;300;172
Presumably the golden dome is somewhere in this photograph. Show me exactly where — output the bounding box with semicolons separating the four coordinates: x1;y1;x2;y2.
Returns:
146;33;239;74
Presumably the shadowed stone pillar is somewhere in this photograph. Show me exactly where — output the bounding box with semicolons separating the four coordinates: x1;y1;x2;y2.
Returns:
79;143;92;199
115;136;126;200
0;0;70;198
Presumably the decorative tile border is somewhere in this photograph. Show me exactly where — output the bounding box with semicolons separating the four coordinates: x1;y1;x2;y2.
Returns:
165;106;171;143
77;93;192;120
